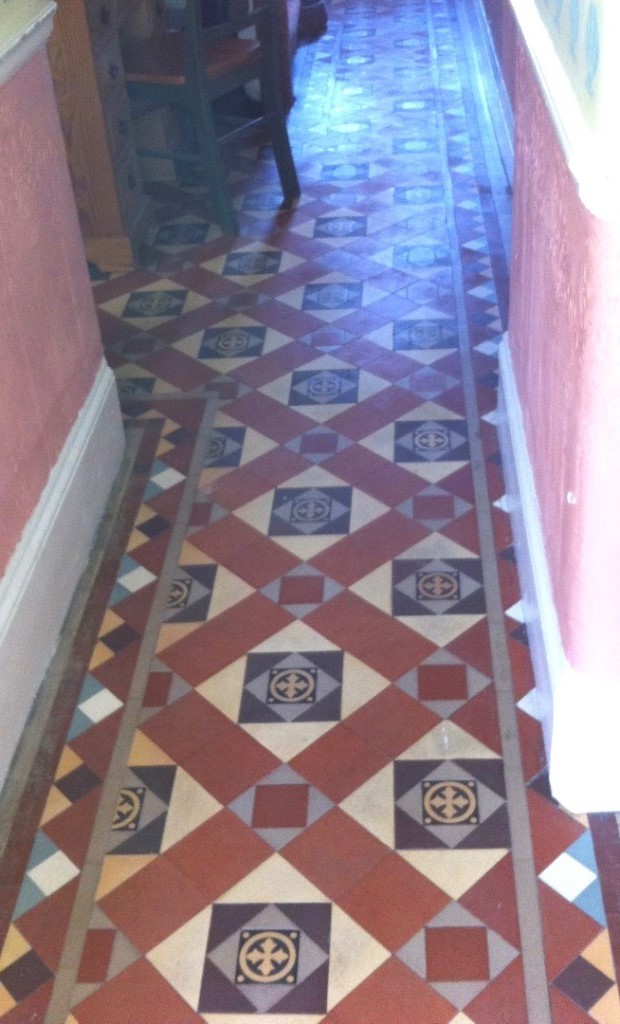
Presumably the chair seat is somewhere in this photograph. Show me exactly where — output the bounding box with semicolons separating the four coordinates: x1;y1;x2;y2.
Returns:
124;32;261;85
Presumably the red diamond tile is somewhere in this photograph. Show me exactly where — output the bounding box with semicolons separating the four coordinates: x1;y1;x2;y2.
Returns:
344;687;440;759
440;508;481;553
71;958;205;1023
77;928;116;983
306;591;436;681
538;883;601;980
138;348;217;390
142;695;279;803
310;512;427;587
231;340;313;387
450;685;502;754
460;854;520;947
43;786;101;868
319;444;393;486
418;663;469;701
0;980;53;1024
17;877;79;972
252;783;310;827
527;790;585;874
190;514;299;582
517;709;547;782
99;857;205;953
129;532;173;575
70;710;123;778
447;618;494;677
112;584;158;635
279;574;325;604
550;985;598;1024
222;392;314;442
325;957;455;1024
339;854;449;951
463;957;528;1024
283;808;388;899
92;644;141;702
159;593;293;684
289;724;390;804
164;809;271;901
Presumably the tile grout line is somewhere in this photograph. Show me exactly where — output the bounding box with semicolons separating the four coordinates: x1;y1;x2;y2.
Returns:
428;3;552;1022
44;394;220;1024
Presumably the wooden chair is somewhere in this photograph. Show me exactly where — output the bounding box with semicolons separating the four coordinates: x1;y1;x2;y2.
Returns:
121;0;300;234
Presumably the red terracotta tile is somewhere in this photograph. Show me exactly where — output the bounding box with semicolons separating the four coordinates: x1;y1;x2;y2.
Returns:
279;574;325;604
538;883;601;980
310;512;428;587
139;347;217;390
450;685;502;755
252;783;310;828
283;808;388;899
306;591;436;681
111;584;158;635
290;725;390;804
77;929;116;983
344;687;440;759
418;663;469;701
143;695;279;802
463;957;529;1024
164;809;271;901
550;984;597;1024
0;979;53;1023
325;957;455;1024
222;393;314;443
460;854;520;947
17;878;79;972
317;443;393;487
71;958;205;1023
447;619;494;678
231;340;313;387
99;857;205;953
517;709;547;783
159;593;293;684
440;508;482;554
70;710;123;778
129;531;173;575
339;854;449;951
43;786;102;868
527;790;585;874
426;925;489;981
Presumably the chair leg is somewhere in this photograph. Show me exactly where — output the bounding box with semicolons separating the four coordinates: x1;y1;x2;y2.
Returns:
269;112;300;203
192;98;240;235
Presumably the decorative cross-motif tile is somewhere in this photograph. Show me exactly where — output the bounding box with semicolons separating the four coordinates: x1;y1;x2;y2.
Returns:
320;163;370;181
392;558;485;616
199;325;266;360
153;221;208;248
394;420;469;464
394;759;510;850
239;650;343;724
164;564;218;623
289;369;359;407
302;282;363;312
199;903;331;1014
204;427;246;468
268;486;352;537
223;250;283;277
313;216;368;239
122;290;188;320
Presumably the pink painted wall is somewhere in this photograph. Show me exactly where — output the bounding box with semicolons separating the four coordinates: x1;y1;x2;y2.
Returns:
0;49;104;577
480;0;518;109
507;31;620;677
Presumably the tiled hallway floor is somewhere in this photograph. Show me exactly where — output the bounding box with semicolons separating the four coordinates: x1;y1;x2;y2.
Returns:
2;0;620;1021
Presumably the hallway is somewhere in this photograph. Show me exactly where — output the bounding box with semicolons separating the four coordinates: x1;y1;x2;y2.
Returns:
1;0;620;1021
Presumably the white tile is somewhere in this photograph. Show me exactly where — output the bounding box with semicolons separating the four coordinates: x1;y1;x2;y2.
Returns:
28;850;79;896
79;688;123;724
540;851;597;902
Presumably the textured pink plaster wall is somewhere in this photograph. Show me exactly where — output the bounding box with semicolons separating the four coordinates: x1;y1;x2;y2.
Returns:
0;49;104;577
508;33;620;677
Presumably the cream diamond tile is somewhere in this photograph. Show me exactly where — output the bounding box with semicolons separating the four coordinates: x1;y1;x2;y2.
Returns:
202;244;303;282
99;279;208;330
161;768;223;852
0;926;30;970
400;461;470;484
590;985;620;1024
397;614;486;647
326;906;390;1010
400;535;479;560
399;721;500;760
404;400;465;421
340;764;395;848
365;325;456;365
178;540;217;565
220;854;328;903
448;1014;476;1024
208;565;255;619
350;562;391;614
40;786;71;825
29;850;79;896
341;654;391;717
95;855;156;899
148;907;212;1011
241;722;336;762
55;746;83;780
399;849;509;900
197;657;245;720
582;931;617;978
249;620;341;654
157;621;206;654
128;731;175;767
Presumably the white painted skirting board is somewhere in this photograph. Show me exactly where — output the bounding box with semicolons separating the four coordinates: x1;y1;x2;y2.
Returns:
498;336;620;813
0;360;124;788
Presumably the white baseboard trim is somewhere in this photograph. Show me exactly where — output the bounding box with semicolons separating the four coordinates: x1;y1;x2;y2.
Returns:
0;359;124;787
498;335;620;813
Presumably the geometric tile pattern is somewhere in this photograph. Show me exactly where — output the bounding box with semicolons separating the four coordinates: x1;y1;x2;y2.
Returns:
1;0;620;1022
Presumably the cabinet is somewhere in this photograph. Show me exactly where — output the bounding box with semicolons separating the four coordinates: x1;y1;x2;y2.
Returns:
48;1;158;271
